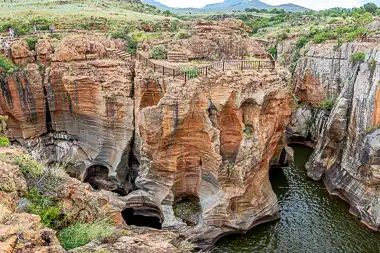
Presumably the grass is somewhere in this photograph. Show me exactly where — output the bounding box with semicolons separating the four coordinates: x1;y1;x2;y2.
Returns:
182;67;199;79
26;187;63;229
0;0;171;35
59;220;114;250
13;155;44;178
319;97;336;110
24;37;39;50
0;137;9;147
0;57;17;75
0;204;12;223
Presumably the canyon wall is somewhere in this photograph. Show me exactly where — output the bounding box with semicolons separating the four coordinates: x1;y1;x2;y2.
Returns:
0;34;292;249
293;41;380;230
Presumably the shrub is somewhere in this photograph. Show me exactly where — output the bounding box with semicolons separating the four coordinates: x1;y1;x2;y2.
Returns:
59;220;114;250
0;137;9;147
369;57;377;71
296;36;309;49
350;52;366;64
267;46;277;59
24;37;39;51
319;97;336;110
182;68;199;79
170;20;180;32
110;26;131;40
26;188;63;229
150;45;167;60
13;155;44;178
0;57;17;75
177;31;190;39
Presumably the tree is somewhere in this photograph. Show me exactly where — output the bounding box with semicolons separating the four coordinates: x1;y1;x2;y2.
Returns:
163;10;172;17
364;3;377;14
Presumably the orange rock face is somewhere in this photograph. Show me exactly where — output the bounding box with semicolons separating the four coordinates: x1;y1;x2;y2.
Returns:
1;34;292;249
132;65;292;248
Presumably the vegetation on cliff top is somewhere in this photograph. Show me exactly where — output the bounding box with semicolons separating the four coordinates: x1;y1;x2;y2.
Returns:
59;220;114;250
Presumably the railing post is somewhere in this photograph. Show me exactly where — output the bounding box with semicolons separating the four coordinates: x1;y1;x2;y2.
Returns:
241;61;243;71
173;69;175;79
154;64;156;72
185;72;187;82
258;61;261;71
206;66;208;76
162;66;165;76
223;61;225;71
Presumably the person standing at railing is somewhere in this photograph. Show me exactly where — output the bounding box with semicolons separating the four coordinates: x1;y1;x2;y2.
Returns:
8;28;14;40
3;38;9;52
33;23;38;34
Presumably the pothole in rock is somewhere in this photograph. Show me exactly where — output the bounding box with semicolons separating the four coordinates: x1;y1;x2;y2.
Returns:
173;196;201;226
122;208;162;229
84;165;128;196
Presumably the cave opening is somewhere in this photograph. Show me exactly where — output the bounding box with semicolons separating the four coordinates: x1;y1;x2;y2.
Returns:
173;195;201;226
122;208;162;229
84;165;128;195
269;144;315;196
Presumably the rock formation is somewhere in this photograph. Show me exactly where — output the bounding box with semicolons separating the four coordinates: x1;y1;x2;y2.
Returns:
292;41;380;230
0;32;291;249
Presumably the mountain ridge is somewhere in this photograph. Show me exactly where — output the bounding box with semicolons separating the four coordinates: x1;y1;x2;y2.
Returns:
142;0;310;13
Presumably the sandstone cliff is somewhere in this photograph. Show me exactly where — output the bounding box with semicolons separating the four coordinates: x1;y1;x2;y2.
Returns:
292;41;380;230
0;33;291;249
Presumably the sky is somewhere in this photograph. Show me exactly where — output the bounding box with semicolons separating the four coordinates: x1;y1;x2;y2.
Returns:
157;0;380;10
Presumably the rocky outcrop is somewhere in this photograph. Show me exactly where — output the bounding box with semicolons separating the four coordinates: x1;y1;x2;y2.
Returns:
1;35;135;194
131;65;292;248
0;33;292;249
294;41;380;230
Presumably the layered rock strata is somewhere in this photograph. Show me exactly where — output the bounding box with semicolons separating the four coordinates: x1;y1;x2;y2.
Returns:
294;42;380;230
131;64;292;248
0;34;291;249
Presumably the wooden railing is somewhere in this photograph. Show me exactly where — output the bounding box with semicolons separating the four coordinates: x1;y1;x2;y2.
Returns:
361;36;380;43
136;52;275;82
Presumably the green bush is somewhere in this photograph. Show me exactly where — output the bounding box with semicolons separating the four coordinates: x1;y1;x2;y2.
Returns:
150;45;167;60
59;220;114;250
0;57;17;75
350;52;366;64
170;20;180;32
13;155;44;178
110;26;131;40
0;137;9;147
267;46;277;59
319;97;336;110
24;37;39;51
369;58;377;71
177;31;191;39
182;68;199;79
26;188;62;229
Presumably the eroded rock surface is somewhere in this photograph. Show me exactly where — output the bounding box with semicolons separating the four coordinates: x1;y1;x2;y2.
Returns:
295;42;380;230
131;65;292;248
0;33;291;249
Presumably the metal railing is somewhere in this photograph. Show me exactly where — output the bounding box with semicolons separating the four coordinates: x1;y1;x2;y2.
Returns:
136;52;275;82
361;36;380;43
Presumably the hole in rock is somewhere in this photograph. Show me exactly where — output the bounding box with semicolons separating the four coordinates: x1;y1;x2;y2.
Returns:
84;165;127;195
122;208;162;229
173;196;201;226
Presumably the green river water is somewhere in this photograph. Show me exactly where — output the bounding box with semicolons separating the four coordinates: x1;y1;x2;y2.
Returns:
213;145;380;253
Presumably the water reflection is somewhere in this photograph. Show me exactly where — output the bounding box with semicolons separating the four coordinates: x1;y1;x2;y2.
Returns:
213;145;380;253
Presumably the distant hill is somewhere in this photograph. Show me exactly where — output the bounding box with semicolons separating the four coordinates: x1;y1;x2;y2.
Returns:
142;0;310;13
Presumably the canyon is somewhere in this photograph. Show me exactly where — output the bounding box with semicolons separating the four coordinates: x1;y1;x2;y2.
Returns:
3;19;380;251
0;22;292;250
